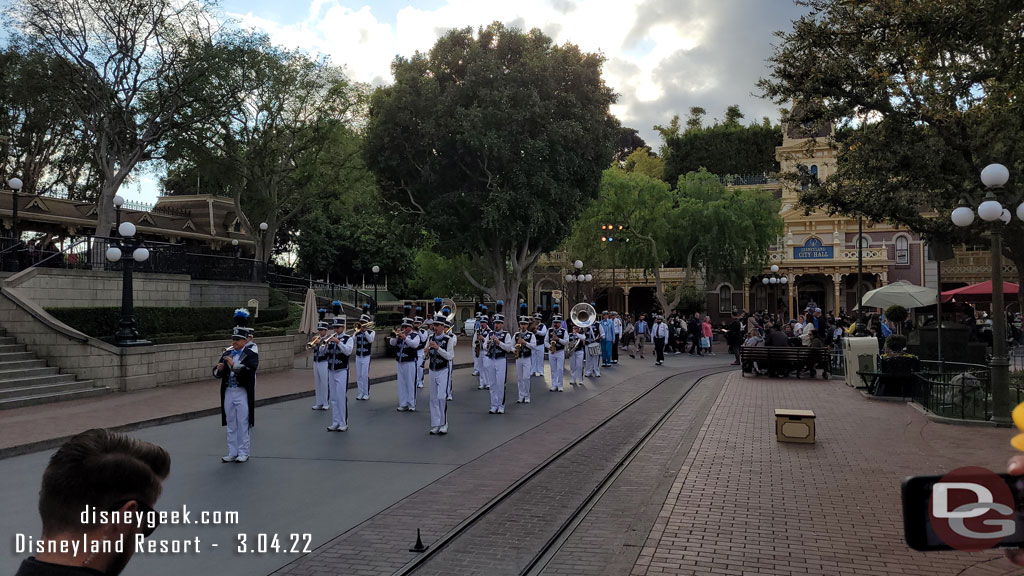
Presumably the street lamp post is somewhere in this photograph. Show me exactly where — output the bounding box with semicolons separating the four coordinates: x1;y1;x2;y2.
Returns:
760;264;787;322
254;222;268;282
5;177;23;271
950;163;1014;425
371;265;380;314
107;214;151;347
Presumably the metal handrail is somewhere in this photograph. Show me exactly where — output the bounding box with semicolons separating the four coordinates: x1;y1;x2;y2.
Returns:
0;240;23;255
26;238;89;270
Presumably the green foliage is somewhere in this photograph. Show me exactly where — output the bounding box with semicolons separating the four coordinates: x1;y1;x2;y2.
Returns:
621;147;665;181
661;106;783;186
404;248;481;300
758;0;1024;293
162;32;370;265
363;23;620;304
47;303;291;339
564;167;782;313
884;305;908;324
0;48;99;199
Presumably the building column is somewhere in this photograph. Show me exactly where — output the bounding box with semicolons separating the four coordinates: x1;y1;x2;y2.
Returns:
743;282;750;312
788;274;797;315
623;286;631;315
832;273;842;315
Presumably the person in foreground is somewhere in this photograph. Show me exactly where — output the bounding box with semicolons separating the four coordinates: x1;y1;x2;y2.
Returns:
1008;454;1024;566
15;428;171;576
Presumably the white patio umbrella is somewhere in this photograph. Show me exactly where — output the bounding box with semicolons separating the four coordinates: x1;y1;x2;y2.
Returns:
298;287;319;334
859;281;937;310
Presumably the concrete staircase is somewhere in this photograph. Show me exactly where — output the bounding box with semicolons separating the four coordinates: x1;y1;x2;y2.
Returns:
0;330;111;410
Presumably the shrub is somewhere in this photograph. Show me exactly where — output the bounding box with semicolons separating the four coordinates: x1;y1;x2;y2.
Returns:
47;304;291;338
884;305;908;324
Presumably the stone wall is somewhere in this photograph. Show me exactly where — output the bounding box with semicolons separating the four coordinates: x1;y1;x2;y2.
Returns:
189;280;269;309
0;269;303;392
2;268;268;309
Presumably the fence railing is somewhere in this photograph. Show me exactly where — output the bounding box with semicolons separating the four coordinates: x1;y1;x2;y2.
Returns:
911;361;994;421
266;272;377;312
10;236;267;282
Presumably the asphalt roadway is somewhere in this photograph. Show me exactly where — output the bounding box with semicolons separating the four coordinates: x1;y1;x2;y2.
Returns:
1;352;732;576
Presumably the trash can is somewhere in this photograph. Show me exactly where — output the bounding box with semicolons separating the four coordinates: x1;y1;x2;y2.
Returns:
844;337;878;388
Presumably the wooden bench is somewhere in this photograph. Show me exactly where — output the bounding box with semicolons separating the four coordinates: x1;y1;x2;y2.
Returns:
739;346;831;378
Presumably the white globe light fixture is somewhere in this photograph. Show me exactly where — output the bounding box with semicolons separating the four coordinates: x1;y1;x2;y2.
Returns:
574;260;583;270
1000;208;1012;224
576;274;585;282
1017;203;1024;222
118;222;137;238
978;199;1003;222
372;265;380;274
133;247;150;262
770;264;779;273
584;274;593;282
762;277;770;285
981;163;1010;188
231;239;238;246
113;195;125;208
105;247;122;262
259;222;269;232
951;205;975;227
7;177;23;191
780;276;788;284
566;273;574;282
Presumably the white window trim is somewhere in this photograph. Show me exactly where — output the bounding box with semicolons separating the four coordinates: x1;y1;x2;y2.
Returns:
894;234;911;265
718;283;734;313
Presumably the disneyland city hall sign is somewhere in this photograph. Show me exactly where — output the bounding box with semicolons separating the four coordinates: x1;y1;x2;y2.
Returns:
793;237;834;260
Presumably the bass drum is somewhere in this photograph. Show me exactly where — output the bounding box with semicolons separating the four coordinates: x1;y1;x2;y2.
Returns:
586;343;602;357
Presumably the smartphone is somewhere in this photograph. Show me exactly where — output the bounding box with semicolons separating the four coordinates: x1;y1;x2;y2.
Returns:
903;472;1024;551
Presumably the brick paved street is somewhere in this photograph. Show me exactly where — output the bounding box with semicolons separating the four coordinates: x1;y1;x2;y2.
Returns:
631;372;1024;576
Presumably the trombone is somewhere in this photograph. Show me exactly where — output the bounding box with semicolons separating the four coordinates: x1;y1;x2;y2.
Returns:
344;321;375;337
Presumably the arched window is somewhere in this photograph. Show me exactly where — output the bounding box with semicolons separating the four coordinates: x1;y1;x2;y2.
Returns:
719;285;733;312
895;236;910;264
857;236;870;249
810;165;819;178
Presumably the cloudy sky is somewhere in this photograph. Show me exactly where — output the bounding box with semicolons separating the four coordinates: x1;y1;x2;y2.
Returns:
126;0;810;203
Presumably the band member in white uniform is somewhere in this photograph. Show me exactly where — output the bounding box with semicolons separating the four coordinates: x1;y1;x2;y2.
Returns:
354;314;375;400
531;308;548;377
475;315;492;390
426;312;456;434
514;317;541;403
567;324;585;385
311;322;330;409
652;315;669;365
391;318;421;411
584;320;604;377
547;315;569;391
485;310;513;414
214;326;258;463
326;317;354;431
414;312;427;388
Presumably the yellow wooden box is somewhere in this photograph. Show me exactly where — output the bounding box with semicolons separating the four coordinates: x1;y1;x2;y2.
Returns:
775;409;815;444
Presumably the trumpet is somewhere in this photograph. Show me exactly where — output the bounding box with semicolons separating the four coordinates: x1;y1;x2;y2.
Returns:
306;334;324;349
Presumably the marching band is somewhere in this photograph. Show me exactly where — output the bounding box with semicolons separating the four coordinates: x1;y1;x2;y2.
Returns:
217;297;640;459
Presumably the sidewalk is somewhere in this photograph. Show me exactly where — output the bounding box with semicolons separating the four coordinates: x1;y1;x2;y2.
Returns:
632;372;1021;576
0;352;471;458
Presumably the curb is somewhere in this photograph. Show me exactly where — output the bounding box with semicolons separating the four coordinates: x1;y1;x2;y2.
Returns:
0;361;476;460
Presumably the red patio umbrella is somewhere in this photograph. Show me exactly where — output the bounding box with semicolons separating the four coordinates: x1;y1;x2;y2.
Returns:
940;280;1020;303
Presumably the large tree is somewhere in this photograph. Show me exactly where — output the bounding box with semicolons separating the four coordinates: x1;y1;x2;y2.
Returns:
10;0;232;246
758;0;1024;296
163;33;368;266
363;23;620;305
0;47;99;199
565;168;781;313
